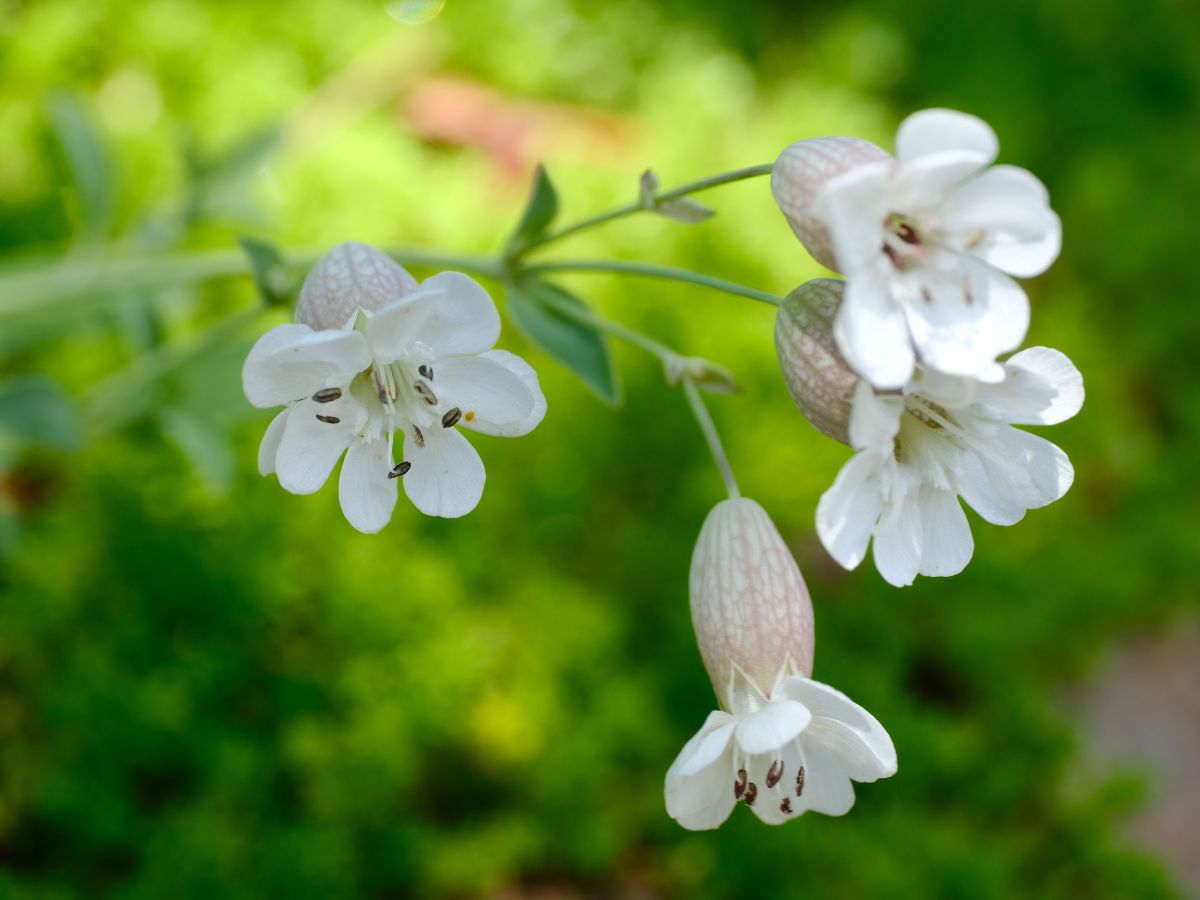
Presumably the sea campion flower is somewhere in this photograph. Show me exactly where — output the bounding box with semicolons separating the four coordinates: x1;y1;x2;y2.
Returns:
244;242;546;532
665;498;897;829
776;279;1084;586
772;109;1061;389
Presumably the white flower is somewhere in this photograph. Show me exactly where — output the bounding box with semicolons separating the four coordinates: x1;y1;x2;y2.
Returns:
666;498;897;829
244;242;546;532
818;348;1084;586
772;109;1061;389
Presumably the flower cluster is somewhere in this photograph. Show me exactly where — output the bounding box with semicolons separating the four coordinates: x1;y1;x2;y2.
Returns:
772;110;1082;585
244;242;545;532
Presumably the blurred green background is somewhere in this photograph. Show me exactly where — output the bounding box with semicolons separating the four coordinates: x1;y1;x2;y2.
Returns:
1;0;1198;897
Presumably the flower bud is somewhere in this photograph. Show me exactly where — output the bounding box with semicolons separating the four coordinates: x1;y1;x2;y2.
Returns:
295;241;419;330
774;279;859;446
770;136;890;271
690;498;814;705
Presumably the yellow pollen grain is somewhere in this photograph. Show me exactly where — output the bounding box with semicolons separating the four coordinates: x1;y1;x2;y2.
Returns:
465;410;476;421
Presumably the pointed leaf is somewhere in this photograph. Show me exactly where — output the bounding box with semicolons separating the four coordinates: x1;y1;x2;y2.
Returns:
0;376;78;449
506;165;559;253
505;279;619;404
47;92;114;243
238;235;292;307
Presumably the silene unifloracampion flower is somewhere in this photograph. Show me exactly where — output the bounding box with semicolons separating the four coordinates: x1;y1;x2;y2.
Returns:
776;279;1084;587
771;109;1061;389
243;242;546;532
665;498;896;829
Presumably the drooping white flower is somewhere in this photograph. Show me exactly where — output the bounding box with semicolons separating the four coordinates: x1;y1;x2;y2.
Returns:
665;498;897;829
772;109;1061;389
244;242;546;532
818;350;1084;587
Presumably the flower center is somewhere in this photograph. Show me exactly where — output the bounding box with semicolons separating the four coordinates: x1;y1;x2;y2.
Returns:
882;213;929;271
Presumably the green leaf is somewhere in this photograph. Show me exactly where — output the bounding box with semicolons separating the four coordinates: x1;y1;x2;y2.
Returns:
238;236;292;307
0;376;79;449
505;165;559;253
46;91;114;243
505;279;619;404
158;409;235;494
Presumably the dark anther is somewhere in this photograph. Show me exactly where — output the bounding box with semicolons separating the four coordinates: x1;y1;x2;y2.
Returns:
441;407;462;429
411;425;425;448
413;382;438;405
743;782;758;807
766;759;784;789
795;766;806;797
312;388;342;403
418;364;433;380
920;287;934;304
733;768;748;799
882;244;903;269
388;461;412;479
316;414;340;424
896;222;920;244
780;797;793;815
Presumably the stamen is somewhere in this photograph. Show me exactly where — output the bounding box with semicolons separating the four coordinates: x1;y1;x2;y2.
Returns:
882;243;903;269
312;388;342;403
388;461;411;479
413;381;438;406
795;766;806;797
411;425;425;448
733;768;748;799
766;759;784;789
418;364;433;380
780;797;793;815
896;222;920;245
315;414;340;424
441;407;462;429
743;782;758;807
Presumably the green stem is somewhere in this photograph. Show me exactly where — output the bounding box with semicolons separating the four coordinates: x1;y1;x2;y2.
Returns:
0;247;502;321
520;163;773;254
534;285;677;362
522;259;782;306
682;376;740;500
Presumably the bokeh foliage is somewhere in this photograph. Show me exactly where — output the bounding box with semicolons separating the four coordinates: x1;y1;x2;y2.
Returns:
0;0;1197;897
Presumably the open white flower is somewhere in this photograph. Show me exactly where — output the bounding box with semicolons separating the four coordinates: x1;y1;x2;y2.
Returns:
666;498;897;829
773;109;1061;389
818;348;1084;586
244;242;546;532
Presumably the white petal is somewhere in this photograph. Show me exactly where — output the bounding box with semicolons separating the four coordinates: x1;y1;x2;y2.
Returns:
257;409;289;476
734;700;812;756
943;166;1061;277
242;324;370;408
955;424;1074;525
665;711;738;831
430;353;538;436
916;485;974;577
274;403;354;495
905;262;1028;379
795;743;857;816
782;678;898;782
872;473;923;587
403;425;486;518
848;379;904;450
974;346;1084;425
895;109;998;165
411;272;501;357
745;740;807;825
817;452;885;570
364;290;443;364
814;161;893;272
833;263;915;389
463;350;547;437
892;150;992;214
338;438;398;534
675;713;737;778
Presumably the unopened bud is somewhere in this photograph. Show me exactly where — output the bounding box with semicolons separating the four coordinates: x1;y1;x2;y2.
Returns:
295;241;419;330
775;279;859;446
771;137;891;271
690;498;814;706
